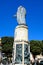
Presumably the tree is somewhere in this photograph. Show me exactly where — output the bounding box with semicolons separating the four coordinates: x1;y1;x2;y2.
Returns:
41;40;43;55
1;37;14;57
30;40;42;58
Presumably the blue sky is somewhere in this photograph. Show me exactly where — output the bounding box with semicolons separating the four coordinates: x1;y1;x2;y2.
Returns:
0;0;43;40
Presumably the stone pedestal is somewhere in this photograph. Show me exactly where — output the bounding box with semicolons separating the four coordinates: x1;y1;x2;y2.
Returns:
13;25;30;65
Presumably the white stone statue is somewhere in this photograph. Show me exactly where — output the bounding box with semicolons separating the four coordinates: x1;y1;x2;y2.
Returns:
17;6;26;24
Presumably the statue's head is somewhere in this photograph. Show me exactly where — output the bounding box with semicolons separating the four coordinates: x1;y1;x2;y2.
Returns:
17;6;26;16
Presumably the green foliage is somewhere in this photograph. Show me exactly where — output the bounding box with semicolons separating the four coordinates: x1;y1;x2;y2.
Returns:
1;37;14;57
41;40;43;55
30;40;42;55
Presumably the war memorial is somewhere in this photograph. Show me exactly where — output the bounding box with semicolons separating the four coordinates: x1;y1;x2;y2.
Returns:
13;6;30;65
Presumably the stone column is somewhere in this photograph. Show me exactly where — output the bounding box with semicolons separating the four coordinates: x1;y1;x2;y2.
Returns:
13;25;30;65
